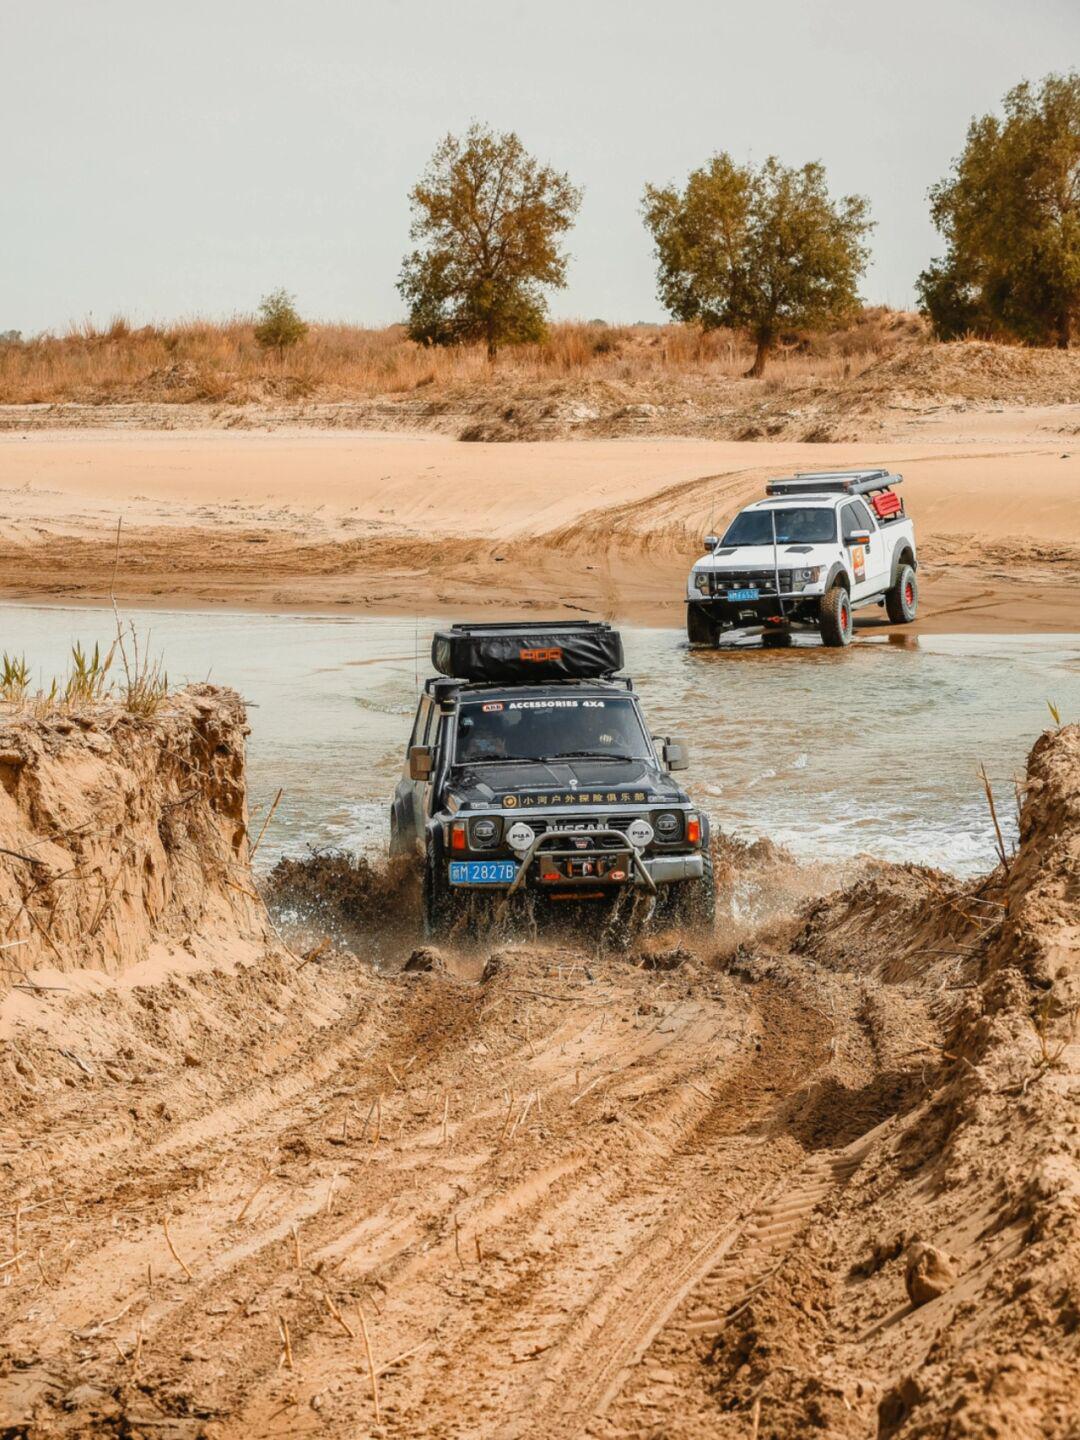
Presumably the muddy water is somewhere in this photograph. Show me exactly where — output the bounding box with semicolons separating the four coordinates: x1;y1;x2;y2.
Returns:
3;605;1080;876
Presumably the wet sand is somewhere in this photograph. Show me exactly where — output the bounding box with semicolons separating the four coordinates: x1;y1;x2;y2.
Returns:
1;428;1079;631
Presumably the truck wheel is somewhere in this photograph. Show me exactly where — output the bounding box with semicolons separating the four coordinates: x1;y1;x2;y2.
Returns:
653;848;716;933
421;838;457;939
686;604;718;647
885;564;918;624
819;585;853;647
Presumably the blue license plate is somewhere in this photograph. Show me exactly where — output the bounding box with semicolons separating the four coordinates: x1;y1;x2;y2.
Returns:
449;860;519;886
726;587;760;602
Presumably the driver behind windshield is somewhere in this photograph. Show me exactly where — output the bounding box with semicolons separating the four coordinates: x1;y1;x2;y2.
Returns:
722;506;837;546
455;699;648;765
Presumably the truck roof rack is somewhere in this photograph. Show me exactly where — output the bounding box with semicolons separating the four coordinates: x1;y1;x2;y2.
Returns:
431;621;624;683
765;469;902;497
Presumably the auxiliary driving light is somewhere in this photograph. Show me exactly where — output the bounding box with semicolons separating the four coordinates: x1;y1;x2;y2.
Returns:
626;818;654;849
506;821;536;853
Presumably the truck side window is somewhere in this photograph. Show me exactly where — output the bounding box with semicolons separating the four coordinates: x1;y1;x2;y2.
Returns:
850;499;876;531
841;504;861;542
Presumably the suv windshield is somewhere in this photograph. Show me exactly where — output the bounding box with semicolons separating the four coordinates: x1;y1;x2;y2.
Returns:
722;507;837;546
455;696;651;764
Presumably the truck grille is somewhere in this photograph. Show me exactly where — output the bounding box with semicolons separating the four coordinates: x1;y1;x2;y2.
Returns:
707;569;794;596
524;816;641;837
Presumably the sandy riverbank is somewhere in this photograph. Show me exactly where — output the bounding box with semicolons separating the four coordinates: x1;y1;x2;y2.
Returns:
1;429;1079;632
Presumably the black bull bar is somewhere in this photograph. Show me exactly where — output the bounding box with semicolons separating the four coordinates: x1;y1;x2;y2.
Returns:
503;826;657;897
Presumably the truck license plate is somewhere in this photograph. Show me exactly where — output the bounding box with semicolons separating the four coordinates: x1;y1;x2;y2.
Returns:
726;587;760;602
449;860;519;886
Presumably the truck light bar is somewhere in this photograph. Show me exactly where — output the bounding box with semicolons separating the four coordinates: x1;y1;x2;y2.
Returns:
765;469;903;497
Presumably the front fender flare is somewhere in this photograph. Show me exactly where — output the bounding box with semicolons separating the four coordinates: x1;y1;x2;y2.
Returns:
824;563;851;592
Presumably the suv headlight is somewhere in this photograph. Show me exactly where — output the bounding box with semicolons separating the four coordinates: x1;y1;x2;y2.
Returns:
653;810;682;841
470;816;500;848
692;569;710;593
794;567;821;585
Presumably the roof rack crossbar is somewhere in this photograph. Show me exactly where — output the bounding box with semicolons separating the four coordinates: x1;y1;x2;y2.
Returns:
765;469;902;498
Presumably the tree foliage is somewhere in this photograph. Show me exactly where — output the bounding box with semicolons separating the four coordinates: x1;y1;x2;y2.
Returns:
918;73;1080;346
253;289;308;352
642;155;871;376
398;124;582;359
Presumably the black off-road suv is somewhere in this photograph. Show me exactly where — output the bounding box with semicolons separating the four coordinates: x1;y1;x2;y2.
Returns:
390;622;714;937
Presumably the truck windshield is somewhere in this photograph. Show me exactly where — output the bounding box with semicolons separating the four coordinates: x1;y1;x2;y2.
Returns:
721;507;837;545
455;696;651;764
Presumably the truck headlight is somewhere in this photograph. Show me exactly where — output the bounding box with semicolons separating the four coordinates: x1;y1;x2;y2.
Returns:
794;567;821;584
470;817;499;848
693;569;710;593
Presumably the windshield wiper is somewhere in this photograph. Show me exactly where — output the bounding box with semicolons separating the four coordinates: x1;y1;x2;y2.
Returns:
549;751;638;762
456;755;553;766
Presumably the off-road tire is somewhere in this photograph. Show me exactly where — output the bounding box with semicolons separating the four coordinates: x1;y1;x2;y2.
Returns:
885;563;918;624
421;837;458;939
761;628;792;649
819;585;853;647
686;604;718;647
652;846;716;933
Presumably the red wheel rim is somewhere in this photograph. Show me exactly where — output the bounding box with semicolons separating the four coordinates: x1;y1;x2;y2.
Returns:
904;581;914;608
841;600;849;629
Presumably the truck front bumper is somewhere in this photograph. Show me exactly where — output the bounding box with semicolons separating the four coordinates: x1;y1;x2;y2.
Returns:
641;853;703;883
687;595;821;628
498;826;702;896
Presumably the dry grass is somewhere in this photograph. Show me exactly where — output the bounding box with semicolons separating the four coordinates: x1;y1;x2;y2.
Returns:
0;308;926;407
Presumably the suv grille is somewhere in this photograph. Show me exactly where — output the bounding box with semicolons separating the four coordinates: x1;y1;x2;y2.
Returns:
707;568;794;596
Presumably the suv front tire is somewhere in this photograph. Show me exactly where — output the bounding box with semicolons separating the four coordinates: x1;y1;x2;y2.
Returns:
686;604;718;647
819;584;853;647
422;834;459;938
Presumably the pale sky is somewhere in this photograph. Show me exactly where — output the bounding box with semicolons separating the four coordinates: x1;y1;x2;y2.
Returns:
3;0;1076;335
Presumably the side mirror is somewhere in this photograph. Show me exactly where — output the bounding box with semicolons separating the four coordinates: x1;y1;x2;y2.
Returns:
703;535;719;553
408;745;433;781
663;737;689;772
848;529;871;547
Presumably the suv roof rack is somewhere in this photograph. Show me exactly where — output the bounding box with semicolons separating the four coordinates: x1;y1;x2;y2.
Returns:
446;621;613;634
766;469;902;497
431;620;624;683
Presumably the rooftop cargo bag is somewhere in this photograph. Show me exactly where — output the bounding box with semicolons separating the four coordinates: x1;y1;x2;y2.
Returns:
431;622;624;683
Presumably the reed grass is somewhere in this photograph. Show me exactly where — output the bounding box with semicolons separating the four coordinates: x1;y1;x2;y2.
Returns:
0;631;169;720
0;308;924;406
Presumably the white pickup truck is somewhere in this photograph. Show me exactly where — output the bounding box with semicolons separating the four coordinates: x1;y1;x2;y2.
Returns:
686;469;918;648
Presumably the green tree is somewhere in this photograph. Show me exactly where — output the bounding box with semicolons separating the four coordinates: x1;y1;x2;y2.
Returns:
918;73;1080;347
253;289;308;352
642;154;872;377
398;123;582;360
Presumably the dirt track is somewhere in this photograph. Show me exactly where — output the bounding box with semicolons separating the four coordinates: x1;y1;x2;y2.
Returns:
0;928;932;1439
2;697;1079;1439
